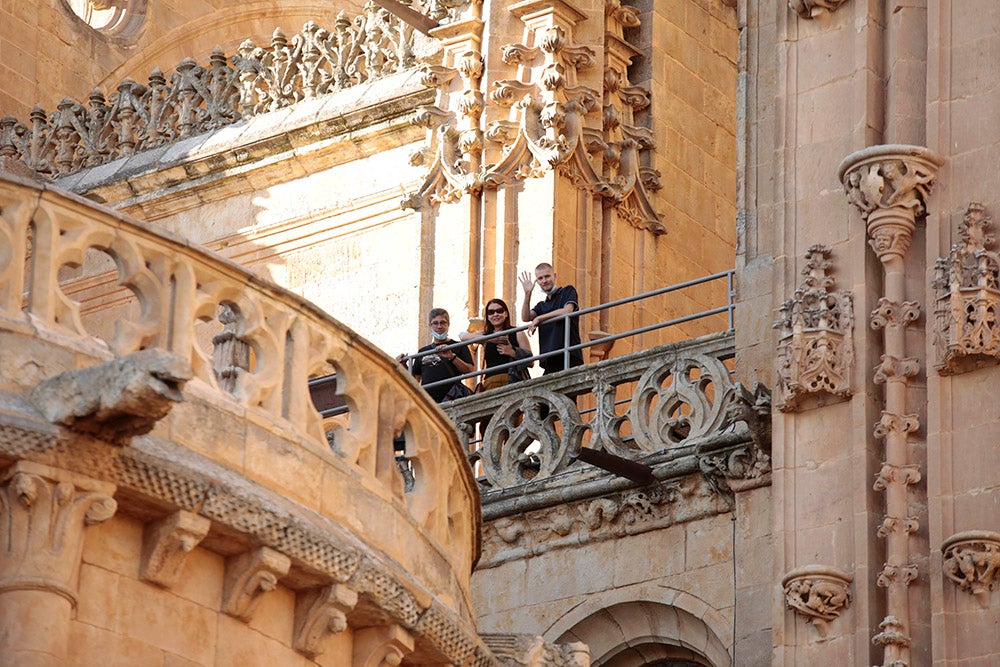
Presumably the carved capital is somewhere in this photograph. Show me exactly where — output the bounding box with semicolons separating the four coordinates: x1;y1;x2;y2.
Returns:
140;510;211;588
933;203;1000;375
877;515;920;538
222;546;291;622
870;298;920;330
942;530;1000;606
29;349;191;444
774;245;854;411
872;412;920;440
876;563;919;588
838;144;944;261
353;624;414;667
789;0;849;19
873;463;922;492
293;584;358;658
782;565;853;639
873;355;920;384
0;461;117;605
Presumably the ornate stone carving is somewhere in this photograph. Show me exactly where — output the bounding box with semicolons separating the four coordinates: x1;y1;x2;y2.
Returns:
773;245;854;411
212;303;250;393
353;624;414;667
29;349;191;444
480;633;591;667
222;546;291;622
932;202;1000;374
838;144;944;261
478;390;586;487
0;9;423;177
782;565;853;639
941;531;1000;606
293;584;358;658
140;510;211;588
0;461;117;604
789;0;850;19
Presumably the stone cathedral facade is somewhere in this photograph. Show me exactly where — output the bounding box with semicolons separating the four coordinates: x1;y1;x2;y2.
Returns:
0;0;998;666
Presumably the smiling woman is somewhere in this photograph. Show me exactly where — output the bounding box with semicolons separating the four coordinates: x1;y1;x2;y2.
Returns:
63;0;146;37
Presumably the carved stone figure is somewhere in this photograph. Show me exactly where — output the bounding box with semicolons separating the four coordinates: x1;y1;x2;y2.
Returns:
942;531;1000;606
782;565;853;640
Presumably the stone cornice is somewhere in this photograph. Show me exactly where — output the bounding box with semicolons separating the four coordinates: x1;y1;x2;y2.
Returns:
0;403;488;665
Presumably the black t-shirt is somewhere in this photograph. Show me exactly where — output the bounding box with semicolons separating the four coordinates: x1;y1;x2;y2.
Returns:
532;285;583;373
482;332;520;377
411;339;474;402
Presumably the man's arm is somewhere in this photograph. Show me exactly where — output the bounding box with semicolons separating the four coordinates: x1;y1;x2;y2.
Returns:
528;302;576;334
519;270;537;322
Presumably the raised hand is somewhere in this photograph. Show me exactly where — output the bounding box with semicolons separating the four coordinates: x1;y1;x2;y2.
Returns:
519;270;535;294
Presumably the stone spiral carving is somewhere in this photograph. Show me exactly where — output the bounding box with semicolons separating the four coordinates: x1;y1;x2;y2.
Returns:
932;202;1000;375
773;245;854;411
0;8;424;177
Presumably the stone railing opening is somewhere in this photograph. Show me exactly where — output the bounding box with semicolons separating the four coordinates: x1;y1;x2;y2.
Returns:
0;3;440;178
0;173;477;574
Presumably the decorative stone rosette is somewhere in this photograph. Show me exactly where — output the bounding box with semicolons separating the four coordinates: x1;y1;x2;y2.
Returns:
773;245;854;411
942;530;1000;606
932;202;1000;375
782;565;853;639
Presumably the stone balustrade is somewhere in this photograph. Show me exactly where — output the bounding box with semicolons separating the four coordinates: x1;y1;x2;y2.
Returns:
0;6;432;178
0;173;482;658
443;331;770;492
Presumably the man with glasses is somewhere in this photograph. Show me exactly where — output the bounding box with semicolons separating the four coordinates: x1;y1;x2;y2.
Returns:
519;263;584;374
405;308;475;402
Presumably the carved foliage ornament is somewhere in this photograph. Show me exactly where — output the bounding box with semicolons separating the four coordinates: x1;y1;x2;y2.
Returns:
942;531;1000;606
932;202;1000;375
1;9;419;177
782;565;853;640
774;245;854;411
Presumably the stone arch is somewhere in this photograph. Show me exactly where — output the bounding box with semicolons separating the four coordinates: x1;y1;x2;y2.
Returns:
545;587;731;667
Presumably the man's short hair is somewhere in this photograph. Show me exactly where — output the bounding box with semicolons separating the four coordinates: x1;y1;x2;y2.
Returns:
535;262;553;272
428;307;449;322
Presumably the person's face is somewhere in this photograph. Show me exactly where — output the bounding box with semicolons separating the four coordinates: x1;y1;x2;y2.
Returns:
486;303;507;325
429;316;449;336
535;267;555;292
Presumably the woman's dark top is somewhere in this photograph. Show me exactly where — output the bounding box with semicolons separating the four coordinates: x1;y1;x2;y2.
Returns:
483;332;519;377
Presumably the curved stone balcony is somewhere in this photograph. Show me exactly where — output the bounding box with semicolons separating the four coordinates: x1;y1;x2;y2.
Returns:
0;173;485;664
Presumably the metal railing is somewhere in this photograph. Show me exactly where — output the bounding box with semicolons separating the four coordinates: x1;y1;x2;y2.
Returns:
310;269;735;417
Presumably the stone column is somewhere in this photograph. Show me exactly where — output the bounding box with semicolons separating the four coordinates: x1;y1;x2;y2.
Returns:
0;461;117;667
838;144;943;667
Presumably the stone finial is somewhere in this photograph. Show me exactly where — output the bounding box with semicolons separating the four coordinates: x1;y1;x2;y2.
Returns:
293;584;358;658
29;349;192;444
222;547;291;622
942;531;1000;606
932;203;1000;374
782;565;853;640
140;510;211;588
789;0;849;19
773;245;854;411
837;144;944;262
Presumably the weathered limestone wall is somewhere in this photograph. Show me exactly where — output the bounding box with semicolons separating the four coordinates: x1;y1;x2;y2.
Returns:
472;484;771;666
925;2;1000;664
